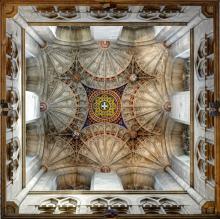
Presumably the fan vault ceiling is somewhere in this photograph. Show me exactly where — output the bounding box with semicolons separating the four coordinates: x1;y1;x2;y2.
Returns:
2;1;219;216
26;29;186;190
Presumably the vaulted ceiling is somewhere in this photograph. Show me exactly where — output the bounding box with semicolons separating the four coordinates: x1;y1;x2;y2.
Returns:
26;26;186;190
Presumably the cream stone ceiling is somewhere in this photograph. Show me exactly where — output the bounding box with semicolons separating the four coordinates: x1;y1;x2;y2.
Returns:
27;27;186;190
78;42;133;89
42;80;88;133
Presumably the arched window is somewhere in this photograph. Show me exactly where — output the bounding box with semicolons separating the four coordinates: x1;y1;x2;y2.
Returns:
38;198;58;214
196;90;214;129
159;198;181;214
90;198;108;214
90;197;129;215
110;198;129;214
58;198;77;214
196;139;215;183
139;5;183;20
140;197;182;214
7;139;20;183
38;197;78;214
35;6;77;20
196;33;214;79
141;197;160;214
196;90;206;128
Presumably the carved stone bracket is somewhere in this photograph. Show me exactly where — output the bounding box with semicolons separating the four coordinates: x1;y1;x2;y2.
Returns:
201;5;214;18
6;201;19;215
202;201;215;214
4;4;18;18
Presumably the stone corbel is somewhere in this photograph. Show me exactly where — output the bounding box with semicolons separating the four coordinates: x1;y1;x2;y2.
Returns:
6;201;19;215
201;5;214;18
4;4;18;18
201;201;215;214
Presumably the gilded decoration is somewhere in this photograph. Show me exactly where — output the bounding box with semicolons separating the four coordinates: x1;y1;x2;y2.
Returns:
88;90;121;123
85;85;125;126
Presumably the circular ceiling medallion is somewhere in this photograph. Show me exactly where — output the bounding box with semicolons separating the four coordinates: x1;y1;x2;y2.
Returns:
88;90;121;123
99;40;110;48
40;101;47;112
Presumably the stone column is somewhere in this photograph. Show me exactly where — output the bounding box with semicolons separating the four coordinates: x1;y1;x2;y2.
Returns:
14;14;46;47
9;166;46;210
90;171;124;191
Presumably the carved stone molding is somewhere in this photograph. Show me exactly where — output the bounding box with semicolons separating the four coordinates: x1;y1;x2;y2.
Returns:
6;201;19;215
7;139;20;183
4;4;18;18
201;5;214;18
6;35;19;79
139;5;183;20
90;197;129;214
38;197;78;214
201;201;215;214
141;197;183;214
35;6;77;20
196;33;214;80
196;139;215;183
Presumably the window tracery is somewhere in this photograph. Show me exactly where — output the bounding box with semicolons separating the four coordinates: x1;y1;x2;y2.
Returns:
35;6;77;20
38;197;78;214
4;21;23;191
89;5;128;20
90;198;108;214
206;90;215;128
139;5;183;20
196;33;214;80
6;90;19;118
196;90;214;129
7;139;20;183
140;197;182;214
90;197;129;214
6;34;19;79
196;139;215;183
5;34;20;129
34;5;184;21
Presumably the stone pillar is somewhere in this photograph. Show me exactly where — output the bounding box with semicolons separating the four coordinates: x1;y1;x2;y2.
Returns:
169;32;190;58
26;155;41;183
14;14;46;47
90;171;124;191
165;166;206;206
170;91;190;125
12;166;46;207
